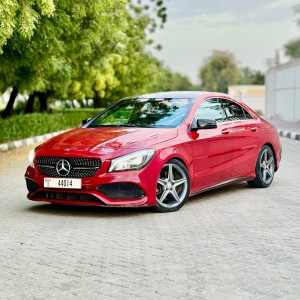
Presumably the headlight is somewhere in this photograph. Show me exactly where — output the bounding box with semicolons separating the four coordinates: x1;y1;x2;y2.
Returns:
29;149;35;168
109;149;155;172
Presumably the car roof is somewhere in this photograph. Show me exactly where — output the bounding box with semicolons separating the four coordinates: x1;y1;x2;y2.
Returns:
139;91;209;99
139;91;230;100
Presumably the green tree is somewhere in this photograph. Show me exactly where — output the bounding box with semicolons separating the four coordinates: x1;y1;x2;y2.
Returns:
0;0;173;117
61;0;170;106
284;4;300;59
239;67;264;85
0;0;56;117
165;71;194;91
199;50;240;93
0;0;194;117
0;0;132;117
0;0;55;54
285;38;300;59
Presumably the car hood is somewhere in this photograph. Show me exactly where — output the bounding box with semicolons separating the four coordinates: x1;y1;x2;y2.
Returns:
41;127;178;152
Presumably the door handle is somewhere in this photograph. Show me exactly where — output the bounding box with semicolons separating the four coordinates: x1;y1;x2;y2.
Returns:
250;127;257;132
222;129;231;135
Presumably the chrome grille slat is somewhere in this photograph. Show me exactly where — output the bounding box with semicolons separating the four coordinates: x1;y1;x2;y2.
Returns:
38;164;55;169
72;166;99;170
36;156;101;178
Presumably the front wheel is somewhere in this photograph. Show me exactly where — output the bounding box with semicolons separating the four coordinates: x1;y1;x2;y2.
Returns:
154;159;191;213
247;145;275;188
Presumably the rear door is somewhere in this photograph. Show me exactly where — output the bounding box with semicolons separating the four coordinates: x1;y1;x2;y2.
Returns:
220;98;260;177
189;98;234;189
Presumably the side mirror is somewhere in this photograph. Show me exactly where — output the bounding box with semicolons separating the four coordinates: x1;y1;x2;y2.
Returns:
82;118;91;126
191;119;217;131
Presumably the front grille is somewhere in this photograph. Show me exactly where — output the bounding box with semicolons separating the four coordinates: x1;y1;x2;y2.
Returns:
97;183;144;199
33;191;103;203
36;156;101;178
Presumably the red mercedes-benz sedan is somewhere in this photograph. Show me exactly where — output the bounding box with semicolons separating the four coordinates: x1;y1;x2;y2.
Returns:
25;91;282;212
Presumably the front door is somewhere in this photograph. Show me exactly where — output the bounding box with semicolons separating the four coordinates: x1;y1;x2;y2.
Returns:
220;98;260;178
189;98;233;190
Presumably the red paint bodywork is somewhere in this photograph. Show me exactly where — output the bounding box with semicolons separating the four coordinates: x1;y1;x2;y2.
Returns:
25;92;282;207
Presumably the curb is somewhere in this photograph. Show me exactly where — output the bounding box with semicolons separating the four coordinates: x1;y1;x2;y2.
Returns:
277;129;300;141
0;130;67;151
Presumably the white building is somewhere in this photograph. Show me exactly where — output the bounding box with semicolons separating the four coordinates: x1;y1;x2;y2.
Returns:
228;85;265;115
266;59;300;122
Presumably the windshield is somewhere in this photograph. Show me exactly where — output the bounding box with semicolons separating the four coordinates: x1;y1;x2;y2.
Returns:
87;98;193;128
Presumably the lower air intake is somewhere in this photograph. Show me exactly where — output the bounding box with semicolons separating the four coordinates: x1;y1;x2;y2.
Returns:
33;191;103;203
97;183;144;199
26;179;40;193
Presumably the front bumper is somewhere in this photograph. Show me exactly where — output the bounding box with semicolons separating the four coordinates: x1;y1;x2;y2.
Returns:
26;186;150;207
25;159;160;207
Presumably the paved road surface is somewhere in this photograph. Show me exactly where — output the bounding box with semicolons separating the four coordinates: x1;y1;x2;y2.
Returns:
0;138;299;299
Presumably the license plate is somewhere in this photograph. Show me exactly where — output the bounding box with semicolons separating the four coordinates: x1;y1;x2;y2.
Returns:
44;178;82;189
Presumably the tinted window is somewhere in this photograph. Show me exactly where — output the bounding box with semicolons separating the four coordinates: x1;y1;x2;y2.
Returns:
221;99;246;121
193;98;224;124
88;98;193;128
243;108;253;119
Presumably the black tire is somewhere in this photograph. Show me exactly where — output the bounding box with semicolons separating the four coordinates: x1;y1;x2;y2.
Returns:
154;159;191;213
247;145;275;188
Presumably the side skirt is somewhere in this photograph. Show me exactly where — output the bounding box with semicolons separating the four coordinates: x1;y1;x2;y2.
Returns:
190;176;253;197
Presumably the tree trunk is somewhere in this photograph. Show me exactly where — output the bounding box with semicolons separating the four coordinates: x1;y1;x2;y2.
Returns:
37;92;48;112
93;96;106;108
25;93;36;113
92;88;107;108
1;87;18;118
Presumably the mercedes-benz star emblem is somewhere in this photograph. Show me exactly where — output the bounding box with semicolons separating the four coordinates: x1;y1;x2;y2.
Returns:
56;159;71;176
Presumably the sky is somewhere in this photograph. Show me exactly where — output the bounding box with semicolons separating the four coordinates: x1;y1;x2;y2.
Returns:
148;0;300;83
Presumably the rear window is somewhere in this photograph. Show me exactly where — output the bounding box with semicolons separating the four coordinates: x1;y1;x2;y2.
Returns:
220;99;253;121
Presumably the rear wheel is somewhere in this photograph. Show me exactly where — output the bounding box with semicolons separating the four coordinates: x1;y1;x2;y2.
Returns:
247;145;275;188
155;159;190;213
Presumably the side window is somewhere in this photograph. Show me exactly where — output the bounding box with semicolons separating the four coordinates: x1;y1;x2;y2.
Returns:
243;108;253;119
193;98;224;124
221;99;247;121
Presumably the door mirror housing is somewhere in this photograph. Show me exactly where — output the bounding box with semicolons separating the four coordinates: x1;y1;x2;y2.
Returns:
191;119;217;131
82;118;91;126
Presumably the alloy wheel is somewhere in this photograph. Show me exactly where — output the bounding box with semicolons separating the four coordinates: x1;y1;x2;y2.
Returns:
156;163;188;209
260;149;275;184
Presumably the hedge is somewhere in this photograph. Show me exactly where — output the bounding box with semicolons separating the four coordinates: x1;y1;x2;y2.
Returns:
0;109;103;143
